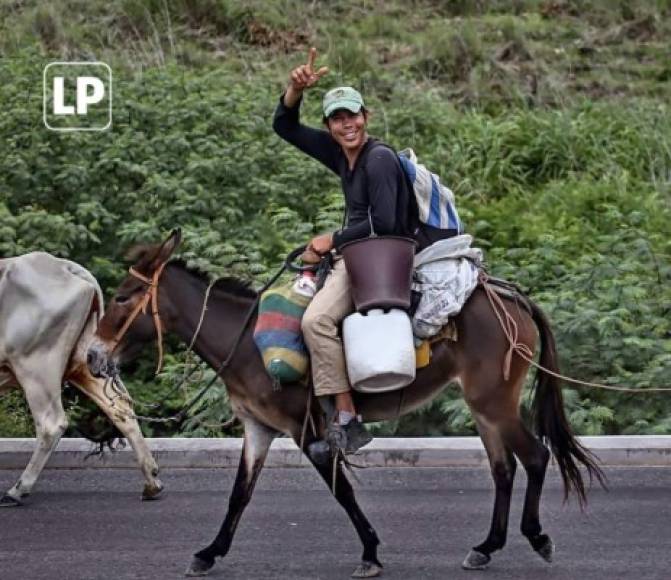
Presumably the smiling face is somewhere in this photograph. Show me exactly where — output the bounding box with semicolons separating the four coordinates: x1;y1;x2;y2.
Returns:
325;108;368;155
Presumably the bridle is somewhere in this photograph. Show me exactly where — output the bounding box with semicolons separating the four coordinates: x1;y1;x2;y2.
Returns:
110;261;168;375
106;245;323;380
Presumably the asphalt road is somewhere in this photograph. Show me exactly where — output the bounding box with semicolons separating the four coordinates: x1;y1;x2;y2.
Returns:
0;466;669;580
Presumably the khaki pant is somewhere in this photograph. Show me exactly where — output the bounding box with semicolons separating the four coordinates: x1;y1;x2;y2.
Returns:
301;258;354;396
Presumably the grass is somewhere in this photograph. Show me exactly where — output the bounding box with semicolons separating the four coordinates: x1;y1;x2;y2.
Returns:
0;391;34;438
1;0;668;106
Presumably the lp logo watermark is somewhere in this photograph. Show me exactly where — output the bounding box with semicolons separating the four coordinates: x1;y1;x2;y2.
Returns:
43;62;112;131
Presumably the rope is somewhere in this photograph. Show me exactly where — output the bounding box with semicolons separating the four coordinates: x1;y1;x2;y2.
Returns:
152;278;215;403
480;273;533;381
332;451;339;494
188;279;215;351
480;272;671;394
298;387;314;459
105;278;215;412
192;417;239;431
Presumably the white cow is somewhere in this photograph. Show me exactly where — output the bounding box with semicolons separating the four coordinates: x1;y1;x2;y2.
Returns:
0;252;163;506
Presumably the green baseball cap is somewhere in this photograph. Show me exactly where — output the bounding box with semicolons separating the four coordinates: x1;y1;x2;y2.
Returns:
322;86;365;118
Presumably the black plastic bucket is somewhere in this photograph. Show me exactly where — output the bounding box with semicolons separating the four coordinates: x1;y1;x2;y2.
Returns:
340;236;416;312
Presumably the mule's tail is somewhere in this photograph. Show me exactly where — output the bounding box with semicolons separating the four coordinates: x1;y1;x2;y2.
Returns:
528;299;607;507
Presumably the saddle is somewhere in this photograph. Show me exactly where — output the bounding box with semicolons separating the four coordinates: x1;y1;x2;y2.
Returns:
481;275;533;316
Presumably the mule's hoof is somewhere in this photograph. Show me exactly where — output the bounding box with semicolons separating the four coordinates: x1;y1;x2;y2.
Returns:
462;549;491;570
352;560;382;578
0;494;22;508
308;440;331;465
185;555;214;577
535;535;555;563
142;480;164;501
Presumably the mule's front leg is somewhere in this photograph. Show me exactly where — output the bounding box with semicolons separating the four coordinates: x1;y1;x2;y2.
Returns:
186;418;277;577
306;438;382;578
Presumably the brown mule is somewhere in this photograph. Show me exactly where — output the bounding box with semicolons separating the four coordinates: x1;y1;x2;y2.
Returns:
87;230;605;578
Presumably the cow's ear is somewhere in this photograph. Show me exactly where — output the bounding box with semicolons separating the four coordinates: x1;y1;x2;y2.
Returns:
154;228;182;266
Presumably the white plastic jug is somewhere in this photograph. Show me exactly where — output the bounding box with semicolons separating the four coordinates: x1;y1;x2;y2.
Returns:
343;308;416;393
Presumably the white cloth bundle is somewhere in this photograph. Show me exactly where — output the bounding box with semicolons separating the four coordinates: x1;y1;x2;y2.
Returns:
411;235;482;338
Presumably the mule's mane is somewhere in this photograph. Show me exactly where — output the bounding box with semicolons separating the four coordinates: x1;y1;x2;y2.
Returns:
170;260;257;299
126;243;257;300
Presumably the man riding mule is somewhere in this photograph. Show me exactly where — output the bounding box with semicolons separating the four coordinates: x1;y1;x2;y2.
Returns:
273;47;439;454
0;252;163;506
87;228;604;578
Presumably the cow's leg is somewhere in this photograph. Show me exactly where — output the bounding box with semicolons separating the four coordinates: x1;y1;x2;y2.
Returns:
1;376;67;506
68;367;163;500
186;417;277;577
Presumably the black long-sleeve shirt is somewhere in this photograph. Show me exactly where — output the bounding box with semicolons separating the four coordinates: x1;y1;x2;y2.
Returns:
272;95;414;251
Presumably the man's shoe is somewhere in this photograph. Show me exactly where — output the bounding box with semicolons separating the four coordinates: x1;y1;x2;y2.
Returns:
343;417;373;453
327;417;373;454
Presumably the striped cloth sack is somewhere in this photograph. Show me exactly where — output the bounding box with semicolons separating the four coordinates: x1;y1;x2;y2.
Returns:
253;282;311;384
397;148;462;233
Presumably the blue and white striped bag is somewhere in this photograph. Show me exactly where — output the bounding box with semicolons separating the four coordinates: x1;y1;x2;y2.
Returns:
397;148;462;233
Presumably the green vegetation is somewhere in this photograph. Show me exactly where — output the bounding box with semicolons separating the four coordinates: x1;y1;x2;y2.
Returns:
1;0;670;437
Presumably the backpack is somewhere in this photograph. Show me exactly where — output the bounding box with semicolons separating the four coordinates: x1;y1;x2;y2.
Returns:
365;142;462;248
397;148;462;233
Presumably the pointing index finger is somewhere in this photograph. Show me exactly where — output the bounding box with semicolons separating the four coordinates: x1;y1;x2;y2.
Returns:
306;47;317;71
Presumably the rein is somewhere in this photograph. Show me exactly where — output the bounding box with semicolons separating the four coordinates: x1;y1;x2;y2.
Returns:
105;246;319;425
480;272;671;394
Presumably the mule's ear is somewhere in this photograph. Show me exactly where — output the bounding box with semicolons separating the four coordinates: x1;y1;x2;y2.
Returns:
155;228;182;265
